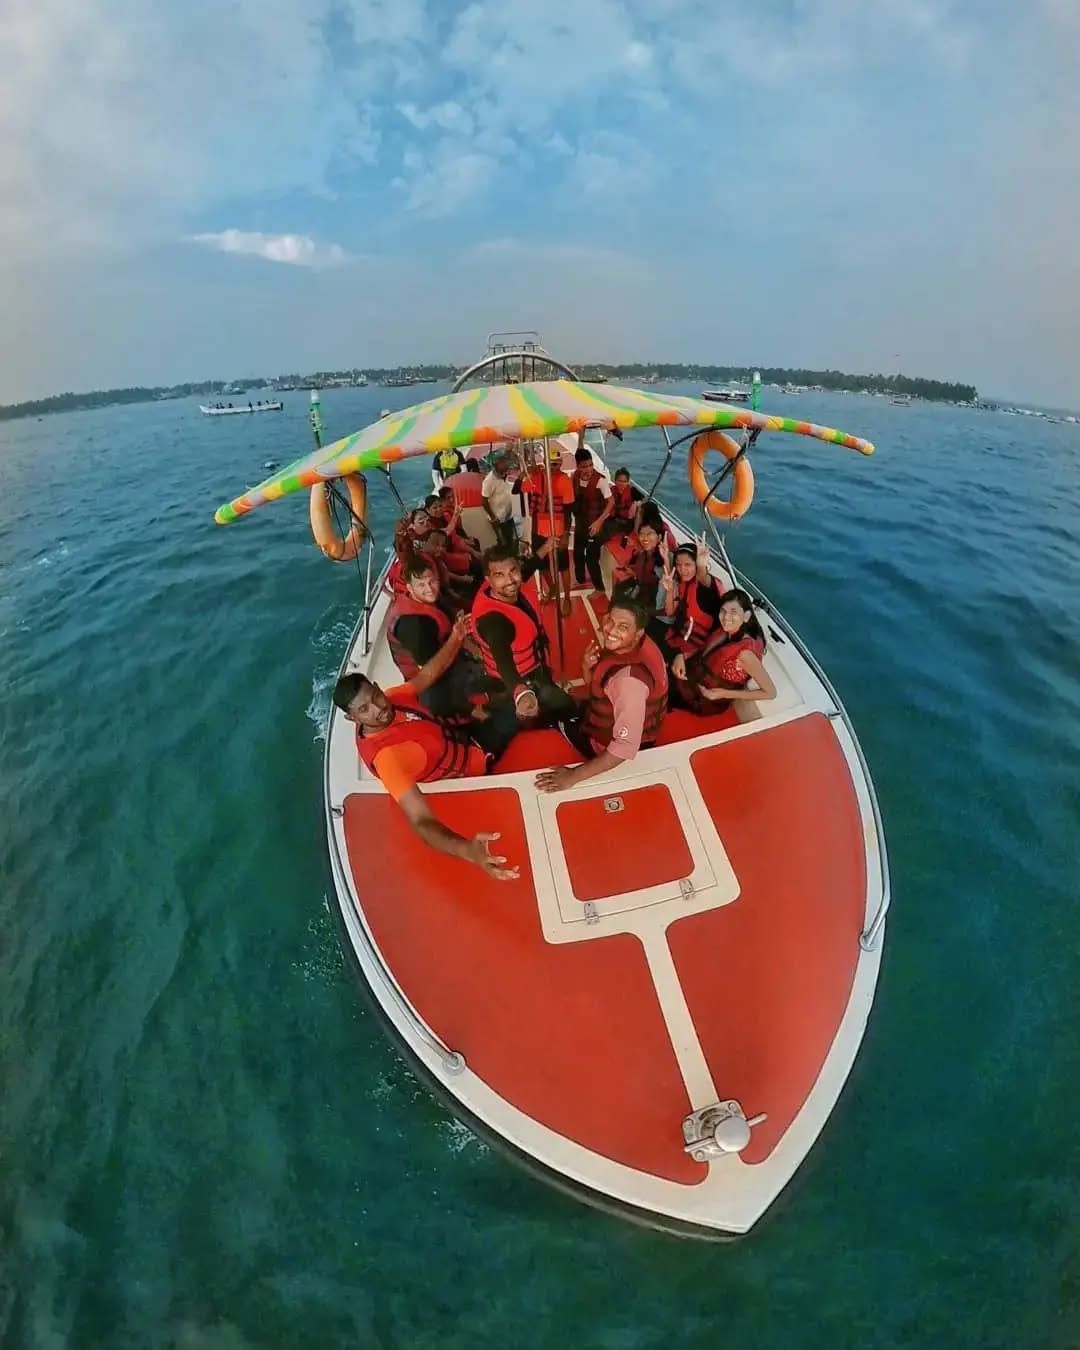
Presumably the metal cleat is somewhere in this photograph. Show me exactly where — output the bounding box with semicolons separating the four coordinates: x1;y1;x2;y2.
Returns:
682;1101;767;1161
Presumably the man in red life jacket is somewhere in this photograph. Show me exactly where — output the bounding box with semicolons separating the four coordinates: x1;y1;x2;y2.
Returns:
470;543;579;726
388;556;517;756
571;447;614;595
333;667;519;880
535;595;668;793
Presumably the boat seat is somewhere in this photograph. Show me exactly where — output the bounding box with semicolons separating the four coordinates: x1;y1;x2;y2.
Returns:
492;729;580;775
653;706;739;746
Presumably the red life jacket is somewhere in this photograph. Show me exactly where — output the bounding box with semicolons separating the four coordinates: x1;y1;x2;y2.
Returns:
384;557;408;596
670;577;718;654
694;634;765;689
573;469;608;527
581;635;669;748
627;542;662;602
387;595;452;680
442;545;472;575
470;581;543;680
610;481;636;522
356;688;476;782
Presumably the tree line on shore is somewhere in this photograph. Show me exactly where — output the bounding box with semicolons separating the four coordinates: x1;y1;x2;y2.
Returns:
0;364;976;423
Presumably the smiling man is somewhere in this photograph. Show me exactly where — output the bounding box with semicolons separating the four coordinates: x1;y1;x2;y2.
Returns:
332;662;518;880
535;596;669;795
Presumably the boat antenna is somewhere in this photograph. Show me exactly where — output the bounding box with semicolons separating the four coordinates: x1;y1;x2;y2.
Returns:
541;437;567;682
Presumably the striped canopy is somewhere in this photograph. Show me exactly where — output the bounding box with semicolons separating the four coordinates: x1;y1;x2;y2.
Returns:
214;380;874;524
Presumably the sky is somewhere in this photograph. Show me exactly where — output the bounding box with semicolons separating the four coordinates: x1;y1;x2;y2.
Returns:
1;0;1077;405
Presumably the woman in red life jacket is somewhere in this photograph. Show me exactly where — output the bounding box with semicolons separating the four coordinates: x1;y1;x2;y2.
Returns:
421;529;478;602
571;446;614;595
659;536;721;660
332;658;519;882
606;466;643;536
611;519;664;607
671;588;777;722
535;595;668;793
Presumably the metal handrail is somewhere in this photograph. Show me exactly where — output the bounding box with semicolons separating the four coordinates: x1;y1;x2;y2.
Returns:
323;552;466;1073
664;499;892;951
451;349;578;392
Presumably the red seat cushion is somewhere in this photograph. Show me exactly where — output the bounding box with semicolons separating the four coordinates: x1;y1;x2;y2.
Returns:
654;706;739;746
492;728;581;775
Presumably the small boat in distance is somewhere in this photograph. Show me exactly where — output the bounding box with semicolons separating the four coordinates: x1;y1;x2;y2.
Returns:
889;394;912;406
702;386;750;404
200;401;284;416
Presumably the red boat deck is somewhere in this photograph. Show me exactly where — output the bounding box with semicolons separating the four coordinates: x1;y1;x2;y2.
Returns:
341;713;866;1183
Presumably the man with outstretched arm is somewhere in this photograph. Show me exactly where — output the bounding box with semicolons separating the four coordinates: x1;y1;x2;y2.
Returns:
332;635;519;880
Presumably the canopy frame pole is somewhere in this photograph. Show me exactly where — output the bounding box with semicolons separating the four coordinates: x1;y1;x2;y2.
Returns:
382;464;406;512
642;426;677;508
541;437;567;684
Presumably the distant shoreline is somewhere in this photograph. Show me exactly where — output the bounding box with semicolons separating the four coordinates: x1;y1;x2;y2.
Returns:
0;364;978;424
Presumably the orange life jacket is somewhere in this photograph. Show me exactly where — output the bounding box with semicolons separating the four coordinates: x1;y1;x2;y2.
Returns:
470;581;544;680
678;633;765;714
581;635;669;748
523;469;572;537
387;595;452;680
356;689;475;782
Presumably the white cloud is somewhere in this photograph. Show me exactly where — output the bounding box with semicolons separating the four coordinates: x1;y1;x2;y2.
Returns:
187;230;350;267
0;0;412;259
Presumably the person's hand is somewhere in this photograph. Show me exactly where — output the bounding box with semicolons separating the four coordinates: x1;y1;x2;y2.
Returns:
671;653;687;681
514;688;540;720
467;831;520;880
534;766;577;793
581;640;601;676
695;533;709;567
452;613;470;643
588;520;603;537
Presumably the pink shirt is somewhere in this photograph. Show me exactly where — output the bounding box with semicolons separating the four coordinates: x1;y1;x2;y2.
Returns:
591;666;649;761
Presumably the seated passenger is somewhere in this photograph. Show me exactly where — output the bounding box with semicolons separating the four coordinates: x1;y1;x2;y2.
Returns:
611;520;664;607
389;556;518;754
423;529;478;600
333;670;518;880
671;589;777;722
471;543;579;728
604;466;644;539
535;596;668;793
658;538;720;660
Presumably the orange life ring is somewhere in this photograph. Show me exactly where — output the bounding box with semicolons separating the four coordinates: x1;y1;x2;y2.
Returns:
309;474;368;561
687;431;755;520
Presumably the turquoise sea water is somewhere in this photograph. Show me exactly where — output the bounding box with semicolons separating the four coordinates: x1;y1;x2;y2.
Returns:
1;386;1077;1348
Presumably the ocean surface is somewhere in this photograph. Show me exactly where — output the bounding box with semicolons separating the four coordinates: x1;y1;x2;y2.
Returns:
1;385;1077;1349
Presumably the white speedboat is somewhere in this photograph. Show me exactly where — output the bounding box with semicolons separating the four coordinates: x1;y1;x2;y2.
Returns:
214;342;889;1238
200;401;284;415
701;386;750;403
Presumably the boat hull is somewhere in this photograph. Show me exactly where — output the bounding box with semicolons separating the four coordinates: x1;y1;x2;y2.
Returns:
323;509;888;1236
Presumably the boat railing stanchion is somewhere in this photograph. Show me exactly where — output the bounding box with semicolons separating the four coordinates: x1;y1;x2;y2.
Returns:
361;528;376;656
541;436;567;683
